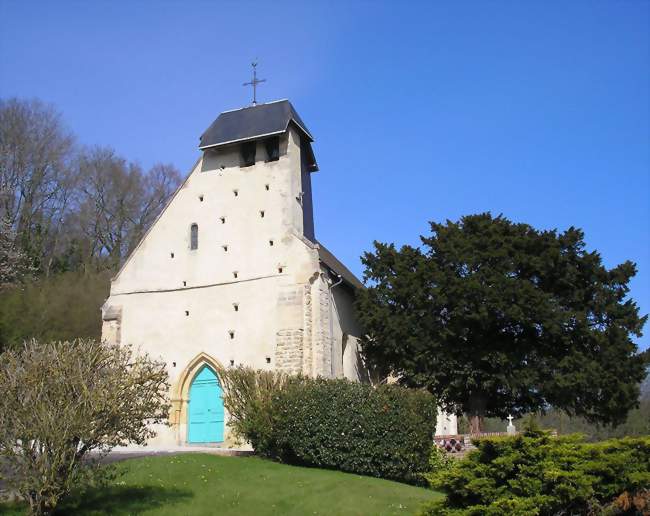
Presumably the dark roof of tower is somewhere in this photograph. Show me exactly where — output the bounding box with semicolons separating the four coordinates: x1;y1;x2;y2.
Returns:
199;99;313;150
317;242;364;290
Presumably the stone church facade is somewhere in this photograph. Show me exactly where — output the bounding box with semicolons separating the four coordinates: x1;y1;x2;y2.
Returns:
101;100;368;447
101;100;456;447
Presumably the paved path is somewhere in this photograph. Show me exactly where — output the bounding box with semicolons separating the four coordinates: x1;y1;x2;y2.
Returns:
105;446;253;462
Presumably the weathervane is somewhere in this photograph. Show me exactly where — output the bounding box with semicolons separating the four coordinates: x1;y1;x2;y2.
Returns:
243;61;266;106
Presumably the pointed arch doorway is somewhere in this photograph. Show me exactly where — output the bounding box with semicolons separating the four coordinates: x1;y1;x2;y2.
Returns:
188;365;224;443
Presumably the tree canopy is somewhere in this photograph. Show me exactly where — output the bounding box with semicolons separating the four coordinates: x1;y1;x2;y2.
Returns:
355;213;647;431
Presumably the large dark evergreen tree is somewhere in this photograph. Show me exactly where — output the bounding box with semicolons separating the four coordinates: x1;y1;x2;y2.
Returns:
356;213;647;432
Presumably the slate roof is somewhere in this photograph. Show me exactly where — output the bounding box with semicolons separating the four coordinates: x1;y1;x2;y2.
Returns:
199;99;313;150
317;242;364;290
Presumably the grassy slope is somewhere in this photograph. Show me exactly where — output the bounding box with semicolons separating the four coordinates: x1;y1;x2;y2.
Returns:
1;454;441;516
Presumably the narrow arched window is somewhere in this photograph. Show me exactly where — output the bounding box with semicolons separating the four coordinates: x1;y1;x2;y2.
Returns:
190;223;198;250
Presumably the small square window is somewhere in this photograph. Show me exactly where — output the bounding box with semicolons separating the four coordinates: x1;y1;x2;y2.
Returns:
269;240;274;246
230;359;235;366
223;245;228;252
266;357;271;364
260;210;265;218
265;184;270;191
233;271;238;279
220;217;226;224
185;311;189;316
170;252;174;258
183;281;187;287
229;330;235;339
278;267;283;274
199;195;204;202
233;189;239;197
233;303;239;312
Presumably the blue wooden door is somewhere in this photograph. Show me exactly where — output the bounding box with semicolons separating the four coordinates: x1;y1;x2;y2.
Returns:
188;365;224;443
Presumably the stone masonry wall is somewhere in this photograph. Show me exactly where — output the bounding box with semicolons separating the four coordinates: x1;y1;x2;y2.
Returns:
301;284;313;376
313;277;332;377
275;286;305;374
275;328;304;374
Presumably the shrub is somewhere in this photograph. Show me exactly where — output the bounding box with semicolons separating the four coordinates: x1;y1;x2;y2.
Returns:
422;444;456;488
219;369;438;484
217;366;291;452
0;339;170;515
272;379;437;483
419;429;650;516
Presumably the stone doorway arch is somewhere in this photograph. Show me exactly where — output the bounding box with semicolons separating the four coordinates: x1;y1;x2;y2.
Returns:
171;352;225;445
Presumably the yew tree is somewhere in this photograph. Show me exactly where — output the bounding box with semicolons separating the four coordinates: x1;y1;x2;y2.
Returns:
356;213;647;432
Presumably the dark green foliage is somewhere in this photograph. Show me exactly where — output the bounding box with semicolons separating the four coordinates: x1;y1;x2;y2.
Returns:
639;348;650;367
423;445;455;489
458;369;650;440
220;368;438;484
356;213;648;427
0;270;111;352
420;430;650;516
271;379;437;484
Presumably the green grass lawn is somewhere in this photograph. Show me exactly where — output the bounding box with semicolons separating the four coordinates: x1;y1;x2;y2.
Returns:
0;453;442;515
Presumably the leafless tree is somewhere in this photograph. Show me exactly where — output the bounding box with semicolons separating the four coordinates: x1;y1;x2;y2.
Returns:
0;98;77;274
0;216;35;289
71;147;180;267
1;98;182;274
133;162;182;249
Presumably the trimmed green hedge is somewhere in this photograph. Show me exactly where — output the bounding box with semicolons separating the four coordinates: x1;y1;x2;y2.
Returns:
420;429;650;515
272;379;437;484
219;368;438;484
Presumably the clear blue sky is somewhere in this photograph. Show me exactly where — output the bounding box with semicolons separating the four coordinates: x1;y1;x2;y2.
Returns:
1;1;648;350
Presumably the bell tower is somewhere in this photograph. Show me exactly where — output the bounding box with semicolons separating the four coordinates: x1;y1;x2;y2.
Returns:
198;99;318;243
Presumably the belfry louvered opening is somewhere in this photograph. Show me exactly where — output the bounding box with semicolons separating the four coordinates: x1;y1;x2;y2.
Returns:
264;136;280;162
241;142;256;167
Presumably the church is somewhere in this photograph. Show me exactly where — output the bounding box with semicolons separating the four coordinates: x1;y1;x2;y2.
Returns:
101;99;457;447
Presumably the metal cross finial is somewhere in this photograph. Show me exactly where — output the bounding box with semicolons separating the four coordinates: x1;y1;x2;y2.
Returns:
507;414;514;424
243;61;266;106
